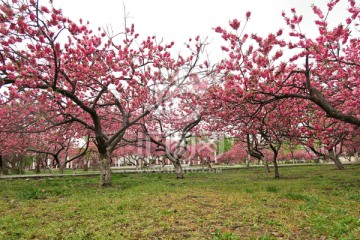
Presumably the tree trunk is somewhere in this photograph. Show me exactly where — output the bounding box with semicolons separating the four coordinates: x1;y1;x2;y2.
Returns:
161;159;165;171
205;157;212;169
0;155;3;175
329;149;345;170
206;161;212;169
35;158;41;174
273;158;280;179
99;154;112;187
59;163;66;174
35;164;41;173
83;160;89;171
331;155;345;170
0;155;7;175
53;157;60;170
270;146;280;179
174;160;184;179
335;159;345;169
246;154;250;169
263;158;270;173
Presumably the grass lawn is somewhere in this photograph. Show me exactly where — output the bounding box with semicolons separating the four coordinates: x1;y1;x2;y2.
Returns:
0;164;359;239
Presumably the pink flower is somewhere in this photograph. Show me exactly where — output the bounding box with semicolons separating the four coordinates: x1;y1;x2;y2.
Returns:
221;46;229;52
214;26;223;33
229;19;240;30
40;6;50;14
312;5;324;19
246;11;251;19
29;13;36;21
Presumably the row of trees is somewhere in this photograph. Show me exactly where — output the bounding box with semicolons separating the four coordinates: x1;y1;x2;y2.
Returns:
0;0;359;185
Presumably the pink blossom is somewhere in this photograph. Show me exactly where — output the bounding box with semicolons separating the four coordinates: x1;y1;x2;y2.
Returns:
229;19;241;30
214;26;223;33
312;5;324;19
40;6;50;14
221;46;229;52
29;13;36;21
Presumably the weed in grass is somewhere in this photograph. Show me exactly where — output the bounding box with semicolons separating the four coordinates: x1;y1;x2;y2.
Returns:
258;234;278;240
244;188;255;193
307;214;359;238
50;187;70;197
266;185;280;193
283;192;311;202
117;204;126;213
347;193;360;201
19;188;46;200
213;229;240;240
265;219;282;227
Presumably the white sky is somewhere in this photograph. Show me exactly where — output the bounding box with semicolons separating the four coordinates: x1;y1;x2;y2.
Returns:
54;0;350;60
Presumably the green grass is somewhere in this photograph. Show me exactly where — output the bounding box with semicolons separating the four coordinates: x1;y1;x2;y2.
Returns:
0;165;359;239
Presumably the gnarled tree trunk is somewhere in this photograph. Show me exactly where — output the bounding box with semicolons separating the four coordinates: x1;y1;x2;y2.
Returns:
332;157;345;170
269;145;280;179
99;154;112;186
329;149;345;170
329;150;345;170
174;160;184;179
273;155;280;179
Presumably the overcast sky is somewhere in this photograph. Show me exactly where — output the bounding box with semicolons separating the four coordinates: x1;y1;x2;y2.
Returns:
54;0;350;60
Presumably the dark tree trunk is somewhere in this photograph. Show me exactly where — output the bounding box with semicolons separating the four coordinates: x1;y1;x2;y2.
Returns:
99;153;112;186
35;157;41;174
202;157;212;169
270;146;280;179
174;160;184;179
0;155;2;174
273;156;280;179
0;155;7;175
53;157;61;171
